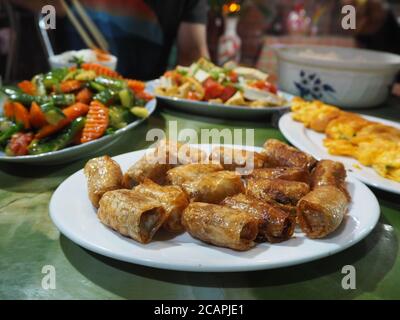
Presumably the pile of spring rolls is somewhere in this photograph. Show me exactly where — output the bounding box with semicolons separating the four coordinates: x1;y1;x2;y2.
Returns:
84;139;351;251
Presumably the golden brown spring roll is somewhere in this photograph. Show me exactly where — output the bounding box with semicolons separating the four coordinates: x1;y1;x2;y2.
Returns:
123;151;173;187
182;202;258;251
222;194;295;243
98;189;167;244
182;171;244;203
133;179;189;233
123;140;207;187
209;146;266;171
246;178;310;206
297;186;348;239
246;167;311;184
311;160;351;201
156;139;207;165
84;155;123;208
263;139;317;171
166;163;223;186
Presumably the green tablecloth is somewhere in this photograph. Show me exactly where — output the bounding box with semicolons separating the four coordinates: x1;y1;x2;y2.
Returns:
1;99;399;300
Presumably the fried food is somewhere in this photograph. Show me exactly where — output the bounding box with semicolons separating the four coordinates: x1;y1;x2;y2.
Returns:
246;178;310;206
297;186;348;239
182;202;259;251
98;190;167;243
84;155;123;208
263;139;317;171
133;179;189;233
180;171;244;203
311;160;350;201
222;194;295;243
209;146;266;171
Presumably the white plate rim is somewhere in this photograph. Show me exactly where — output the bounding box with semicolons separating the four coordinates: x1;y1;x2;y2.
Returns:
279;112;400;195
49;144;381;272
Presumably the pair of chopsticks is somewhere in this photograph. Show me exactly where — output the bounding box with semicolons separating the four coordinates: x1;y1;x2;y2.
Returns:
60;0;109;52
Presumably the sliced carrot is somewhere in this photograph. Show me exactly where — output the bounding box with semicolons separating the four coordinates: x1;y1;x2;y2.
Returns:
3;101;15;119
81;62;122;79
80;100;109;144
76;88;93;104
126;79;145;93
13;102;31;129
30;102;47;128
35;102;89;139
18;80;36;95
136;90;154;102
60;80;83;93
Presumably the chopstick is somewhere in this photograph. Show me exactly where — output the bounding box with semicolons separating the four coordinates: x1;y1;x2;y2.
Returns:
59;0;109;52
71;0;109;51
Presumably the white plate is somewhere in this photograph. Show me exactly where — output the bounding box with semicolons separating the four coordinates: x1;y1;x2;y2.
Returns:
0;100;156;164
49;144;380;272
279;112;400;195
147;80;294;120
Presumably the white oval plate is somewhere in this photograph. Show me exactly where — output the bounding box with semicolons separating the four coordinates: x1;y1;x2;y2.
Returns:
0;100;156;164
50;144;380;272
279;112;400;195
147;80;294;120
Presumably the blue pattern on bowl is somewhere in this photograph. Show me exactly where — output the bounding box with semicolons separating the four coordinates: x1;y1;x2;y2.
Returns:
295;70;336;100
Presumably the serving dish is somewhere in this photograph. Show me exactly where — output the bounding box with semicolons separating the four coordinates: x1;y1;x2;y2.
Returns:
50;143;380;272
279;112;400;194
147;79;294;120
275;45;400;108
0;99;156;164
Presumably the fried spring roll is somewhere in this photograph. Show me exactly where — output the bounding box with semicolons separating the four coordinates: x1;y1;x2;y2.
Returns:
182;171;244;203
133;179;189;233
246;167;311;184
297;186;348;239
246;178;310;206
98;190;167;244
123;151;173;187
182;203;258;251
209;146;266;171
166;163;223;186
263;139;317;171
156;139;207;165
84;155;123;208
222;194;295;243
123;140;207;187
311;160;351;201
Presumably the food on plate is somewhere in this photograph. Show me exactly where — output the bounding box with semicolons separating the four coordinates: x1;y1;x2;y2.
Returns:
123;140;208;187
98;189;167;244
246;167;310;185
311;160;350;201
84;139;351;251
291;97;400;182
155;58;287;108
291;97;342;132
209;146;266;171
0;63;151;156
297;186;349;239
263;139;317;171
166;163;223;186
84;155;123;208
222;194;295;243
50;49;115;66
133;179;189;233
246;178;310;206
177;171;244;204
182;202;259;251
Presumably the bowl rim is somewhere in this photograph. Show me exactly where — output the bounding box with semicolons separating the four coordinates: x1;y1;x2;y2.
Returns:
273;44;400;72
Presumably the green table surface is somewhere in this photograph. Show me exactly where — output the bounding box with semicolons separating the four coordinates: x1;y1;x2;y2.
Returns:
1;98;400;300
